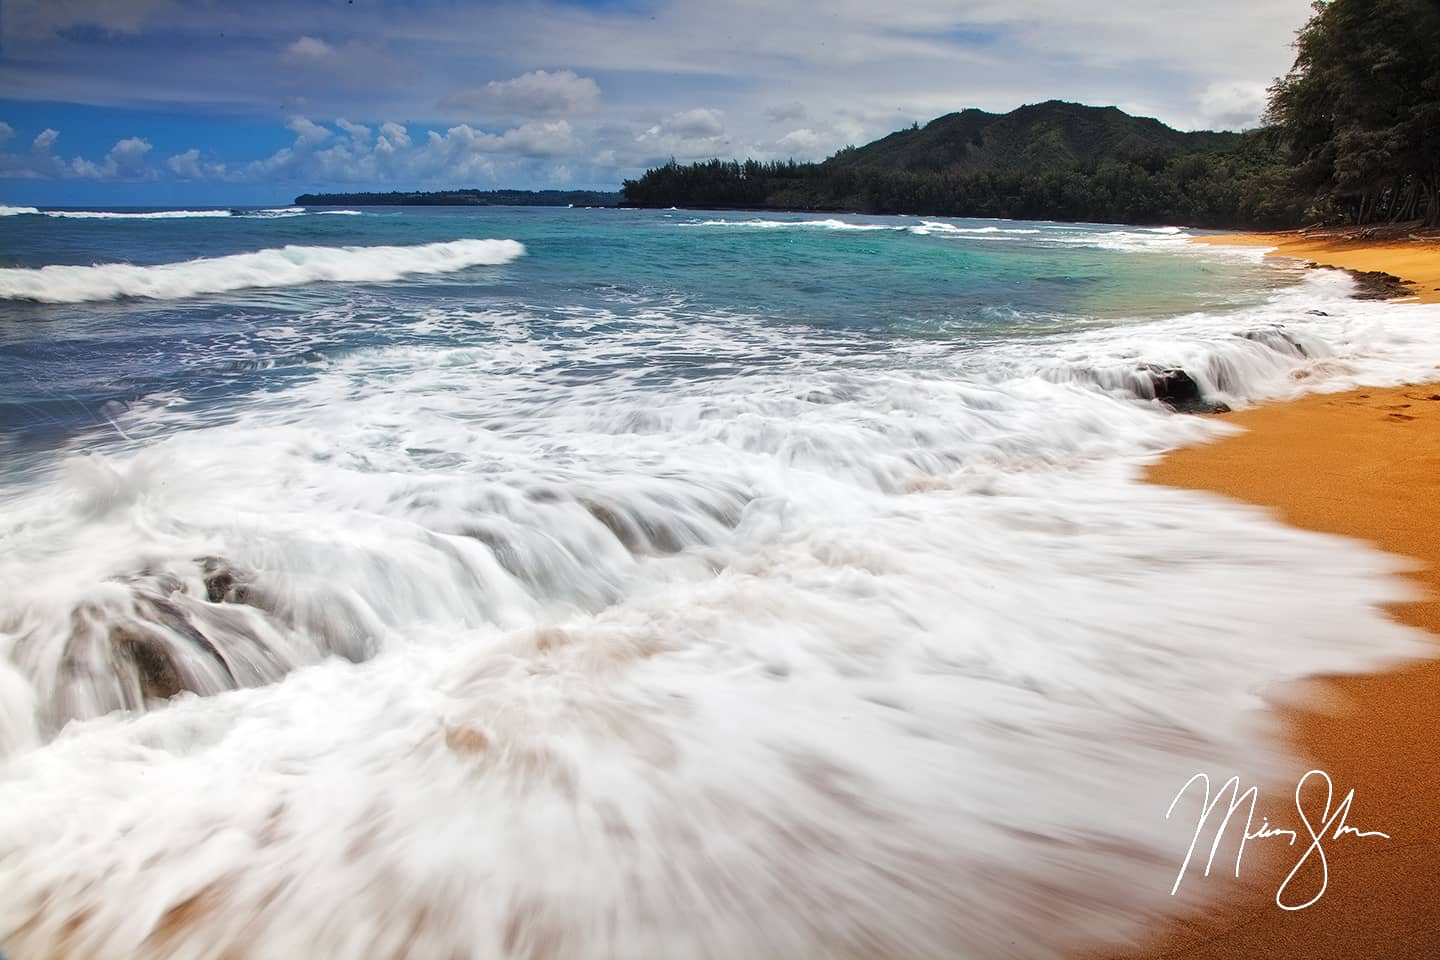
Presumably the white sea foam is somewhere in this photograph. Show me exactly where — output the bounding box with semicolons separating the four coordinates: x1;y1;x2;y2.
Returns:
910;220;1044;236
0;206;361;220
684;217;897;231
5;207;367;220
244;206;309;218
41;208;234;220
2;245;1439;957
0;238;526;303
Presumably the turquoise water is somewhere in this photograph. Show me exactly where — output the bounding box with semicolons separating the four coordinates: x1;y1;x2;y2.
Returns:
0;205;1436;957
0;208;1283;458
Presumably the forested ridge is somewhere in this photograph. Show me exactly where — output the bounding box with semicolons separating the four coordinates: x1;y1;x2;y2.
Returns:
623;0;1440;229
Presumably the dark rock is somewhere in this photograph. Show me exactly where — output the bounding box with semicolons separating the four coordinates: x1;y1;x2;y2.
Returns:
1148;367;1200;409
1142;366;1229;415
1306;309;1330;317
1308;263;1415;300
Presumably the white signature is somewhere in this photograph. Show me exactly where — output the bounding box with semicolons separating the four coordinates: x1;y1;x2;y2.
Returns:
1166;769;1390;910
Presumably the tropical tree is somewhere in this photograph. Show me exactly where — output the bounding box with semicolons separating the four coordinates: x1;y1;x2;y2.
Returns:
1266;0;1440;225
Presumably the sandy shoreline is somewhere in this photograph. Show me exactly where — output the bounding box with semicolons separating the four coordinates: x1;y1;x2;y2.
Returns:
1194;229;1440;305
1104;233;1440;958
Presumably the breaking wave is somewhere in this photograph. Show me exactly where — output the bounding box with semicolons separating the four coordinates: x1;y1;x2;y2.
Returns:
0;206;366;220
39;209;235;220
684;217;898;231
0;238;526;303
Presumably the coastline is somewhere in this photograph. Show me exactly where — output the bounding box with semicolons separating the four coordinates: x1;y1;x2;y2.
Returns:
1109;233;1440;957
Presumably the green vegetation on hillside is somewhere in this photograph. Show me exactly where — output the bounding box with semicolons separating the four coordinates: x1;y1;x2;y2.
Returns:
622;103;1300;228
624;0;1440;228
293;189;620;207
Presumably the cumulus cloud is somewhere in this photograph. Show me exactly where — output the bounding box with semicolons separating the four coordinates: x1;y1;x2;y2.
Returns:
167;147;228;180
776;128;823;151
378;121;411;150
335;119;372;145
0;122;13;146
494;120;577;156
213;114;583;188
65;137;154;179
282;36;336;64
441;69;601;118
32;129;60;154
285;116;333;145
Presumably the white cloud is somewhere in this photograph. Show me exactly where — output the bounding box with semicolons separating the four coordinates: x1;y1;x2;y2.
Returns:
494;120;577;156
378;121;411;150
282;36;336;64
33;129;60;154
441;70;601;118
167;148;202;179
0;123;13;146
285;116;333;145
167;147;227;180
70;136;154;179
222;115;582;187
776;128;823;150
335;119;372;145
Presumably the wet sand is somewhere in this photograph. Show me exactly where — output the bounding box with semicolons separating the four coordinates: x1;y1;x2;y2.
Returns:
1120;385;1440;959
1104;231;1440;958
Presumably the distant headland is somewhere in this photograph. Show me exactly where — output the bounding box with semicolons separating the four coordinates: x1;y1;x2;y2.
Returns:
293;188;621;207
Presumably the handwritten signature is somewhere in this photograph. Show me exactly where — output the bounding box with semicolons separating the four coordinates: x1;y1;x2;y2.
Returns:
1166;769;1390;910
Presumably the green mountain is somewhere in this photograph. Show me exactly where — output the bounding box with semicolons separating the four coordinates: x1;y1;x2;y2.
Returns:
622;101;1301;229
826;101;1241;176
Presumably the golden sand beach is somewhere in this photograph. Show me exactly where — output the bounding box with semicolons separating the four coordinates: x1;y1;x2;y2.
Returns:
1109;231;1440;959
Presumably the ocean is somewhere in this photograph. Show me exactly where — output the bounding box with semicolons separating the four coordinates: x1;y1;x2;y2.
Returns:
0;204;1436;957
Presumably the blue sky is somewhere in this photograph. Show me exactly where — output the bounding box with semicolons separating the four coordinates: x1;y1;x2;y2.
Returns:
0;0;1316;205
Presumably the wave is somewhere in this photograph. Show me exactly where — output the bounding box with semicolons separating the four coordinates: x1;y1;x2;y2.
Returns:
0;238;526;303
3;206;365;220
684;217;898;231
241;206;308;218
43;208;235;220
684;216;1060;240
910;221;1044;237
